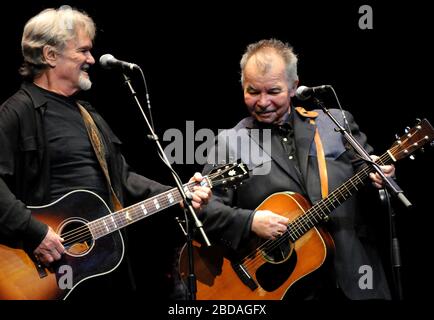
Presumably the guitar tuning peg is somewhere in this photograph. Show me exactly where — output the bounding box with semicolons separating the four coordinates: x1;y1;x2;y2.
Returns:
404;126;411;133
416;118;421;124
420;147;425;153
409;155;416;160
395;133;400;140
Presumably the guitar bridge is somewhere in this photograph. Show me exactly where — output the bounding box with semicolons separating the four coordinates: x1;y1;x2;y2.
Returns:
231;262;258;291
33;259;48;278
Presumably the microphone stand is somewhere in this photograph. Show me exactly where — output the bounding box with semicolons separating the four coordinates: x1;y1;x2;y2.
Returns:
379;189;404;300
312;97;409;300
312;97;412;209
122;72;210;300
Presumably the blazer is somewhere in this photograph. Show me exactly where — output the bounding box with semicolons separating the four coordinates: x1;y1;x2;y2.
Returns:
200;106;391;299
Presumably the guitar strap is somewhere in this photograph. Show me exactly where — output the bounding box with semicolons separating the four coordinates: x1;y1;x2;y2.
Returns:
77;103;123;211
295;107;329;198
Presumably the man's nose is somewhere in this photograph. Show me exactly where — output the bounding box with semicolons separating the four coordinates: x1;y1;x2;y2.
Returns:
87;52;95;65
257;93;270;107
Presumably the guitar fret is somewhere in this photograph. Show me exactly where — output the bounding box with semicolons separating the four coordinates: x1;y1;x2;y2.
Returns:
85;163;248;240
103;220;109;233
290;151;394;240
153;198;160;210
303;219;313;231
140;204;148;216
327;197;336;209
110;215;118;229
167;192;174;204
116;211;129;228
147;201;155;214
316;205;327;219
349;179;358;191
125;210;132;222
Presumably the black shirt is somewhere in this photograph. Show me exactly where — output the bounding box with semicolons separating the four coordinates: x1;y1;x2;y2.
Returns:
254;111;308;197
37;85;109;203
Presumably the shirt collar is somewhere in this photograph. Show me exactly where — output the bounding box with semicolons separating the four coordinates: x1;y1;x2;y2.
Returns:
21;81;82;110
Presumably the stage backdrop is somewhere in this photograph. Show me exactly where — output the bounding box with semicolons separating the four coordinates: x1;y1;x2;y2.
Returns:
1;0;432;301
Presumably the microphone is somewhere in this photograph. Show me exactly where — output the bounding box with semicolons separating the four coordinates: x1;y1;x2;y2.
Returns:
295;85;331;100
99;54;139;71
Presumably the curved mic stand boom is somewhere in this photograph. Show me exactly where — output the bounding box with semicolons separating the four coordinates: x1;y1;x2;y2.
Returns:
121;71;211;300
312;96;412;209
312;91;412;300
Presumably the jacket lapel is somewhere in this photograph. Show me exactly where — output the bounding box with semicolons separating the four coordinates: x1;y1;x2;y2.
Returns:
246;115;314;184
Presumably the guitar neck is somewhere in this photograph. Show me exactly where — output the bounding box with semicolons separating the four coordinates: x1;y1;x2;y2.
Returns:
84;162;248;240
287;151;393;241
88;180;203;239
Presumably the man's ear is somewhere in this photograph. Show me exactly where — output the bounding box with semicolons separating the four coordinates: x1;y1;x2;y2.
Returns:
42;45;58;67
289;79;299;97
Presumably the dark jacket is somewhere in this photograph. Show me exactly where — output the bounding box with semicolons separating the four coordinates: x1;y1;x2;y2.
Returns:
200;107;391;299
0;82;169;249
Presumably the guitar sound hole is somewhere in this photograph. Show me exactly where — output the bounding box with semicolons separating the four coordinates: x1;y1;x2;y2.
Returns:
256;239;297;292
261;237;293;263
58;218;94;257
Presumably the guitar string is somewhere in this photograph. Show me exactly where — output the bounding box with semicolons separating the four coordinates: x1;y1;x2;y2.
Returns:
240;147;396;271
242;153;386;269
65;138;398;250
237;138;415;274
61;179;203;246
59;167;239;247
261;134;417;249
59;132;419;252
241;131;427;273
239;151;392;272
285;132;425;238
60;182;195;246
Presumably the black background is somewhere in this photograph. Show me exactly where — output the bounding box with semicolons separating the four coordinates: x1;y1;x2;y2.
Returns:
1;0;432;305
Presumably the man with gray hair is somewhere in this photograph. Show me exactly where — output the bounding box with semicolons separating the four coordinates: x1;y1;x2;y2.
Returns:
198;39;394;300
0;6;210;299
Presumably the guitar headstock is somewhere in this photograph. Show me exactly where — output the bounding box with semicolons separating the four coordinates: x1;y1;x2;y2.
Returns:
389;118;434;161
207;162;249;190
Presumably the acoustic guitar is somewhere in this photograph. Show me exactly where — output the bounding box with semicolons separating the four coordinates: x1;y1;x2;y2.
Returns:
180;119;433;300
0;163;248;300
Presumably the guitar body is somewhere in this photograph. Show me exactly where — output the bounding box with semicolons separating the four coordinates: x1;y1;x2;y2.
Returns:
0;190;124;300
180;192;335;300
179;120;434;299
0;162;250;300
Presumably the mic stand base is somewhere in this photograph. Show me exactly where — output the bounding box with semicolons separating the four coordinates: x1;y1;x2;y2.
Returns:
379;189;404;300
184;209;197;300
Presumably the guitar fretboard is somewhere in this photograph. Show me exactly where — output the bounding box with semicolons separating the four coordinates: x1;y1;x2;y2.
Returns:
286;152;392;241
88;182;198;239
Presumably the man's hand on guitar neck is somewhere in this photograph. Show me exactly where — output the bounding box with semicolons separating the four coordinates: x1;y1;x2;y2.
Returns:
180;172;212;212
251;210;289;240
369;155;396;189
33;227;65;266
